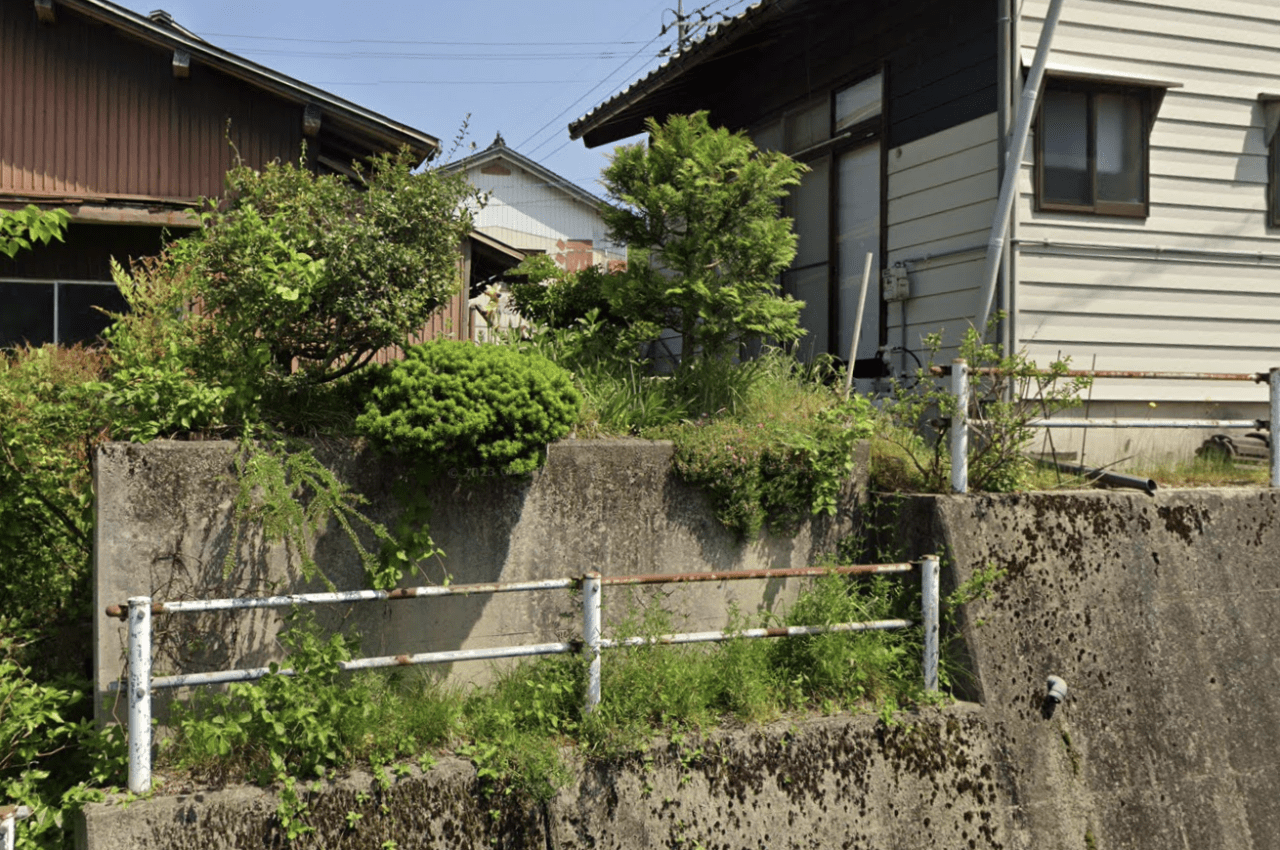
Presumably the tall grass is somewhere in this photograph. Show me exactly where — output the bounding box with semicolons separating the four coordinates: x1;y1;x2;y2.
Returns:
160;571;936;799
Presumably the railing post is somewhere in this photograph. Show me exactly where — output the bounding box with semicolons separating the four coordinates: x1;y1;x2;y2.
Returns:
922;555;940;693
127;596;152;794
950;359;969;493
1270;368;1280;488
582;572;602;713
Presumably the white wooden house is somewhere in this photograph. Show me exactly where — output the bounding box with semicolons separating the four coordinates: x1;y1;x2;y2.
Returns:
570;0;1280;463
449;134;624;272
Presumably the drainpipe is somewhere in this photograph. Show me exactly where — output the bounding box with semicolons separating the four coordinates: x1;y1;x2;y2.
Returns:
999;0;1018;360
975;0;1067;332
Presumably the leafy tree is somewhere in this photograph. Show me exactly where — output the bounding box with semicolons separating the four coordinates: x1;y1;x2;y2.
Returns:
162;148;477;391
0;205;70;259
601;112;806;366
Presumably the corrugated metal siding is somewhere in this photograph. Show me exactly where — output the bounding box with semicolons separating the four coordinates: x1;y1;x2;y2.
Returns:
1016;0;1280;402
1;1;304;203
886;113;998;363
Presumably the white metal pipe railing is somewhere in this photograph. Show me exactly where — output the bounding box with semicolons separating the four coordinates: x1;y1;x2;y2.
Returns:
1;807;32;850
127;598;151;796
946;359;1280;494
111;558;941;793
950;359;969;494
1271;368;1280;488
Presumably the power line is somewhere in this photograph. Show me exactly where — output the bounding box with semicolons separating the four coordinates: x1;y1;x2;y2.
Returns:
519;28;667;155
313;80;588;86
225;48;656;61
200;32;652;47
524;0;753;160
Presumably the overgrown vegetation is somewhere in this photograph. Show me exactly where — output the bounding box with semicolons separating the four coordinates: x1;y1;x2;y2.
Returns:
2;113;1088;847
874;317;1092;493
160;563;985;809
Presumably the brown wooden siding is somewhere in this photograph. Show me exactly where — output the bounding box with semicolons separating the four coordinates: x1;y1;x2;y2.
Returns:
0;2;305;204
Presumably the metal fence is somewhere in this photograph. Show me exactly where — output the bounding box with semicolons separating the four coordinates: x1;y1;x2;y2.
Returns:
940;360;1280;493
1;806;31;850
107;557;941;794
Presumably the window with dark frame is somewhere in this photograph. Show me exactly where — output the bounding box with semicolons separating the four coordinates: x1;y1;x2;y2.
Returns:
1265;96;1280;229
1036;83;1149;218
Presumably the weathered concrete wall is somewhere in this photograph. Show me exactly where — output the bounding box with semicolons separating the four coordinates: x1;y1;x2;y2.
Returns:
78;705;1017;850
911;489;1280;850
93;439;864;720
90;453;1280;849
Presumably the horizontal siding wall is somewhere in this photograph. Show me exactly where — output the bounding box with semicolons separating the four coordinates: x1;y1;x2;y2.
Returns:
467;166;618;257
886;113;998;370
1017;0;1280;404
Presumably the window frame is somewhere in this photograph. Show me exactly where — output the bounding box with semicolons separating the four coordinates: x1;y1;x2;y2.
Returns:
1262;95;1280;229
1035;81;1151;219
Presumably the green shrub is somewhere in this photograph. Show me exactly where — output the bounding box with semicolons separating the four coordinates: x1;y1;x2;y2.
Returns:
0;346;108;627
671;393;874;538
507;254;622;332
356;340;582;476
0;622;124;850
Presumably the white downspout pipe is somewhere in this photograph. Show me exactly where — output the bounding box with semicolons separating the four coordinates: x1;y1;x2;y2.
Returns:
975;0;1067;332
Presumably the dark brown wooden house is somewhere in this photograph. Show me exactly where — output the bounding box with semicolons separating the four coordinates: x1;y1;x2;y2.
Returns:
0;0;452;347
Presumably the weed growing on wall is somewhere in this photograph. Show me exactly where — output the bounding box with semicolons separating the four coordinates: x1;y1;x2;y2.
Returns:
166;612;460;789
224;436;406;589
671;392;874;538
160;568;944;822
877;316;1091;492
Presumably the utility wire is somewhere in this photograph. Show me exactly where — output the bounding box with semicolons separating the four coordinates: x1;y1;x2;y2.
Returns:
525;0;753;159
224;48;656;61
517;28;667;154
523;0;754;182
200;32;652;46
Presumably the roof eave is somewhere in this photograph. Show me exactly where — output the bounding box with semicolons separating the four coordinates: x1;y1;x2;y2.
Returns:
568;0;782;147
448;146;609;211
59;0;440;163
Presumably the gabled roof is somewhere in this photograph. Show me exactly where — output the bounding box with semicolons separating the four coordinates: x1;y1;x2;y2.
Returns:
568;0;784;147
53;0;439;163
446;133;609;211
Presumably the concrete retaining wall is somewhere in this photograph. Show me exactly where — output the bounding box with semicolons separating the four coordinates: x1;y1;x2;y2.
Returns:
78;706;1017;850
916;488;1280;850
88;441;1280;849
93;439;863;720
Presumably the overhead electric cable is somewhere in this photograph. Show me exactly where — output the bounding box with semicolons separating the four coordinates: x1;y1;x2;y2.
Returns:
517;28;667;154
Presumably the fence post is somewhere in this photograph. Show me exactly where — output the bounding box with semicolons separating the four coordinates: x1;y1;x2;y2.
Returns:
922;555;940;693
1271;368;1280;489
582;572;602;713
127;596;152;794
950;359;969;493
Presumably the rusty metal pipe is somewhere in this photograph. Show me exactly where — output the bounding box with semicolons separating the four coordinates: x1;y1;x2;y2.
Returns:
931;365;1265;382
600;563;913;587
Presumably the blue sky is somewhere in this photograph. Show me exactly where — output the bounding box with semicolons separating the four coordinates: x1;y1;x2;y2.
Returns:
111;0;753;197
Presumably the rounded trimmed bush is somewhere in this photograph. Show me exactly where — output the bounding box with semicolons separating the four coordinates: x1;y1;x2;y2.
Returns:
356;340;581;476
